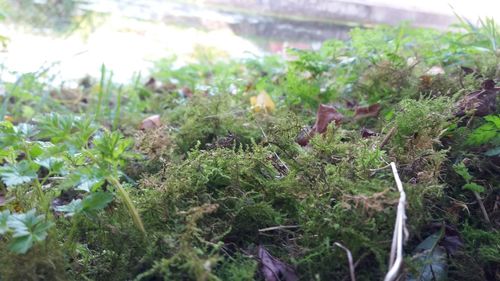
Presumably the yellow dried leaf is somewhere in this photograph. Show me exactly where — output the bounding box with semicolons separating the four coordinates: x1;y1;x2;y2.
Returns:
250;91;275;113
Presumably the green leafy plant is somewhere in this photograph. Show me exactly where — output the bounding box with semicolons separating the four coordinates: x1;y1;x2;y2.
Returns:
466;115;500;156
0;209;53;254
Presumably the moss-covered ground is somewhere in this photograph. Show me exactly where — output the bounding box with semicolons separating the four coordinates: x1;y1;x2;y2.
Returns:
0;21;499;280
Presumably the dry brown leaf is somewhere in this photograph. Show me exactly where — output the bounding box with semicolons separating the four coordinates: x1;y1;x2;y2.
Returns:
361;127;377;138
297;104;344;146
455;79;498;117
354;103;381;120
313;104;344;133
139;115;161;130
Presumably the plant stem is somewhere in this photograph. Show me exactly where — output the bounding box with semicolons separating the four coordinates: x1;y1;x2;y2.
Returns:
95;64;106;120
107;176;145;234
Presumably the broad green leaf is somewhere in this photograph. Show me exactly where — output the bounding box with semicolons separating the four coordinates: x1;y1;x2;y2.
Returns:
407;232;447;281
55;199;84;217
56;192;113;217
81;192;113;211
463;182;485;193
9;235;34;254
6;209;53;254
63;167;107;192
35;157;65;174
15;123;38;139
0;161;39;188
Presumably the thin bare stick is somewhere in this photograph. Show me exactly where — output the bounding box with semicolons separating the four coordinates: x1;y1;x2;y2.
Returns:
334;242;356;281
380;127;396;149
258;225;299;232
384;162;407;281
473;191;491;224
341;253;369;281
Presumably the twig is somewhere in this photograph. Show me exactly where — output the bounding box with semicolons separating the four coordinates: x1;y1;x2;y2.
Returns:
384;162;408;281
334;242;356;281
341;253;369;281
369;163;392;176
380;127;396;149
258;225;299;232
473;191;491;224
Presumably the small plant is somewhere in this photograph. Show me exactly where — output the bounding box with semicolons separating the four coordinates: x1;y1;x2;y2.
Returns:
0;209;53;254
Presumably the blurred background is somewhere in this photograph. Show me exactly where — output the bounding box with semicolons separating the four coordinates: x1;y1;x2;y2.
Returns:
0;0;499;83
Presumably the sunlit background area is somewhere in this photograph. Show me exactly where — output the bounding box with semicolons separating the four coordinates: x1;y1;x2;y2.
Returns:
0;0;499;83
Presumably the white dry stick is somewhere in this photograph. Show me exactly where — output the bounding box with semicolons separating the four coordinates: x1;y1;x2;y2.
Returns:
384;162;408;281
334;242;356;281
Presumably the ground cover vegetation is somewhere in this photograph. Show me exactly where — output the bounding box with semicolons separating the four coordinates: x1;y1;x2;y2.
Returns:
0;18;499;281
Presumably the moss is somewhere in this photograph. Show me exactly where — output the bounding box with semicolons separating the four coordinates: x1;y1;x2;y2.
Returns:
1;20;499;281
0;237;67;281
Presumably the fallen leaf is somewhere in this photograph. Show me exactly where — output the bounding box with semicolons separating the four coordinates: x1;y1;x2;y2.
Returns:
258;246;298;281
251;91;275;113
313;104;343;133
455;79;498;117
407;231;448;281
482;79;496;90
428;223;463;255
297;104;344;146
354;103;381;120
361;127;377;138
461;66;483;79
140;115;161;130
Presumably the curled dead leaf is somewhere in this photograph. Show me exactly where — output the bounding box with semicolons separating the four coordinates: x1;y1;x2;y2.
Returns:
297;104;344;146
455;79;498;117
361;127;377;138
258;246;298;281
313;104;343;133
140;115;161;130
354;103;381;120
